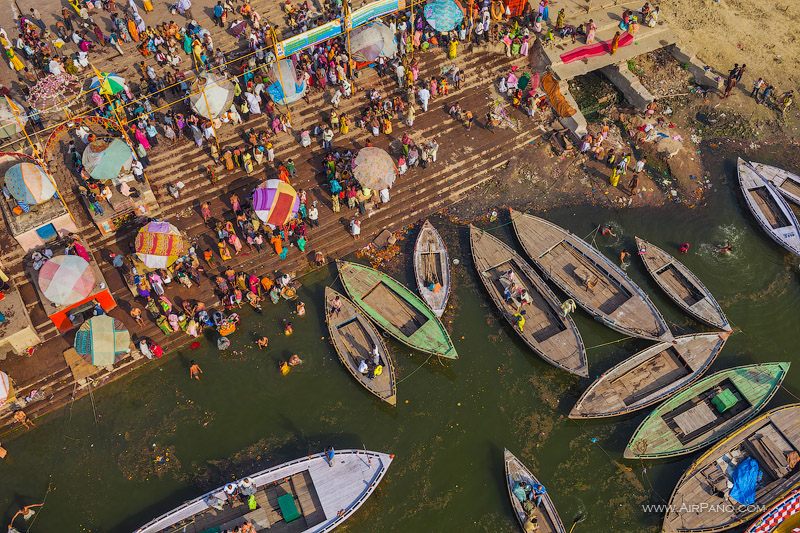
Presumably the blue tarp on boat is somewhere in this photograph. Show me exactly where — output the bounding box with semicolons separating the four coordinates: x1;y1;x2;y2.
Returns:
729;457;762;505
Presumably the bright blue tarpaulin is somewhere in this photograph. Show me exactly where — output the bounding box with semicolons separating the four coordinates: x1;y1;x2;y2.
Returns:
729;457;762;505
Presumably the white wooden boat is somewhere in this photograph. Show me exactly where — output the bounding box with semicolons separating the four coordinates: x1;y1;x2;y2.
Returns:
510;209;672;342
325;287;397;406
569;333;727;419
504;449;566;533
413;220;451;317
635;237;731;331
737;158;800;257
135;449;393;533
749;160;800;206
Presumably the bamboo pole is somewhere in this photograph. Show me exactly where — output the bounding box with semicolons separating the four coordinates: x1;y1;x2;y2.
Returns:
270;27;292;123
4;95;78;225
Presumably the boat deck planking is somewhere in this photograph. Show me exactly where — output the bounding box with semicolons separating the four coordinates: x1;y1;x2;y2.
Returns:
570;333;726;419
636;237;730;331
510;210;671;342
504;449;567;533
413;220;451;317
325;287;397;406
470;226;587;377
664;405;800;533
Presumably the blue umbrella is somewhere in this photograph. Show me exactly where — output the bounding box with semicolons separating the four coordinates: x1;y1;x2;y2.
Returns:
424;0;465;32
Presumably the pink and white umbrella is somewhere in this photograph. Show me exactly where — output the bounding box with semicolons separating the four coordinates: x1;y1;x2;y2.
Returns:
252;179;300;225
38;255;96;306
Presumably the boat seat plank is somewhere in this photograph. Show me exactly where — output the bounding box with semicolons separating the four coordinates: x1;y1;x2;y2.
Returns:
362;282;428;336
750;187;790;229
673;402;718;435
656;265;704;306
609;347;690;405
244;507;271;529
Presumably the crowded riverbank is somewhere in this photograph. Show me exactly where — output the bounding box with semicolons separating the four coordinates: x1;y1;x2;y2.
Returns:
0;0;799;530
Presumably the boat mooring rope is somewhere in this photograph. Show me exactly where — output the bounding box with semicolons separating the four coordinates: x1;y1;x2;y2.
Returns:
396;353;435;385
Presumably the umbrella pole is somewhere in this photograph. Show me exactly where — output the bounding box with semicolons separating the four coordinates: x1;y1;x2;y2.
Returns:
269;27;292;123
344;1;354;80
4;95;78;226
96;75;156;196
200;84;221;154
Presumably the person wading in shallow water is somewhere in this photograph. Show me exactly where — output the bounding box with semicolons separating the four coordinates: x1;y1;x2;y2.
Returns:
189;360;203;380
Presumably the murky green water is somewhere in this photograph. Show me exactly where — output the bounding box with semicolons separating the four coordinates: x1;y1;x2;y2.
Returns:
2;145;800;532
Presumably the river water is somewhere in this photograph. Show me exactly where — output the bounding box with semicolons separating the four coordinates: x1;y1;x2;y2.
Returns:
2;145;799;532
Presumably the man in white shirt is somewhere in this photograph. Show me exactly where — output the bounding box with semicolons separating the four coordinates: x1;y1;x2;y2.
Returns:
417;86;430;112
395;62;405;87
307;202;319;227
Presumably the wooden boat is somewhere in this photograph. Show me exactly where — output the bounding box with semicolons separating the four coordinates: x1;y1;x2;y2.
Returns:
569;333;727;419
624;362;790;460
745;486;800;533
510;209;671;342
470;226;587;377
737;158;800;257
337;261;458;359
324;287;397;406
504;449;567;533
749;160;800;206
135;449;394;533
664;404;800;533
413;220;451;317
635;237;731;331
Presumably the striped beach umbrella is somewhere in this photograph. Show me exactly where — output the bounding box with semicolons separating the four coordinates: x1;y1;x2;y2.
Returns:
353;147;397;190
253;179;300;225
0;371;12;404
4;162;56;205
134;221;187;270
38;255;96;307
190;73;234;119
74;315;131;367
88;71;126;96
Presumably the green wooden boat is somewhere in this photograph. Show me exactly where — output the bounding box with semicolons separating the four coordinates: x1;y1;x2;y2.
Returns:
624;362;790;460
337;261;458;359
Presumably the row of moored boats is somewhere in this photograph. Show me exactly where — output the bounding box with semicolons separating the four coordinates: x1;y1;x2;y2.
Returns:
135;160;800;533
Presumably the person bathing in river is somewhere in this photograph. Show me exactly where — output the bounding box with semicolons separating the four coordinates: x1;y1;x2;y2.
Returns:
679;242;691;254
257;336;269;349
718;242;733;255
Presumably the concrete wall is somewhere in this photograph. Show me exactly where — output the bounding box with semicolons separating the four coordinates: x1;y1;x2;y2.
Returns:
670;45;724;90
600;64;655;111
557;80;588;140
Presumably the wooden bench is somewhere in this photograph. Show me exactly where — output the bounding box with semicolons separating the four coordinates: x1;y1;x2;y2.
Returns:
746;434;790;479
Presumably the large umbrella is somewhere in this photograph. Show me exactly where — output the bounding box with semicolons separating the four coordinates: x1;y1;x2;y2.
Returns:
424;0;465;32
134;221;187;270
350;22;397;62
82;138;133;181
352;147;397;189
190;73;234;119
38;255;96;307
0;371;12;404
74;315;131;367
267;59;307;106
88;72;126;96
4;162;56;205
253;179;300;225
0;98;27;139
